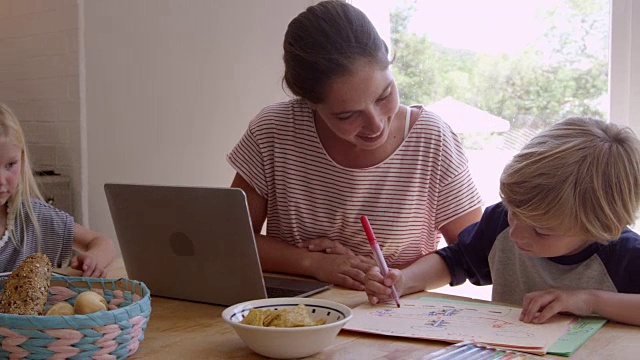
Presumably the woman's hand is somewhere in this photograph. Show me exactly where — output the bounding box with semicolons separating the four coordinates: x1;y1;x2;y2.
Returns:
364;266;404;305
520;289;594;324
299;237;354;255
70;253;108;278
308;252;376;290
299;238;377;290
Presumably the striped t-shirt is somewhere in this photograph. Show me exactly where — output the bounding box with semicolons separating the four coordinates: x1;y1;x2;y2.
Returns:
0;199;74;272
227;99;482;267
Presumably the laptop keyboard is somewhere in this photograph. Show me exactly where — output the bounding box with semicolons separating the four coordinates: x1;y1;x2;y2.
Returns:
266;286;306;298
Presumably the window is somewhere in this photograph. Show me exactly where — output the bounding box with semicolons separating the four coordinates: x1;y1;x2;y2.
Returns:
353;0;611;206
352;0;625;300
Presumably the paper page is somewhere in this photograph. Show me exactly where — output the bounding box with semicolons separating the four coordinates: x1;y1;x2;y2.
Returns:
343;298;574;355
415;297;606;356
546;317;607;356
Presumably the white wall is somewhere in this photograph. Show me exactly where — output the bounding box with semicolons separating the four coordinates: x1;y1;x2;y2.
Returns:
83;0;312;251
0;0;82;220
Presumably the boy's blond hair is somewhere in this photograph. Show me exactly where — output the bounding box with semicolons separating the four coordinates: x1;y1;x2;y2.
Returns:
500;117;640;242
0;104;43;249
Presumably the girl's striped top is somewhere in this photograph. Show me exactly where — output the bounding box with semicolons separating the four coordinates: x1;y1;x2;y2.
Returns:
227;99;481;267
0;199;74;272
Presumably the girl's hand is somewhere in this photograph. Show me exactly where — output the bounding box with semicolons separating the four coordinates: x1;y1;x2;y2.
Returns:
299;238;354;255
364;266;404;305
520;289;594;324
70;253;108;278
309;253;376;290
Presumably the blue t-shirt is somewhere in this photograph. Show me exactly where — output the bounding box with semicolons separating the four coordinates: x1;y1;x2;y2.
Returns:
436;202;640;305
0;199;74;272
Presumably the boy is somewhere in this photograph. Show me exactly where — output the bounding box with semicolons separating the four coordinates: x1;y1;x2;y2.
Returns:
364;117;640;326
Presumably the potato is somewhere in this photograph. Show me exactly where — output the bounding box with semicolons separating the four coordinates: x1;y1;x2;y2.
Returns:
45;301;75;316
74;291;108;314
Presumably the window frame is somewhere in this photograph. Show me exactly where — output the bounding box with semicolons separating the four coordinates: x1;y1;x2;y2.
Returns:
610;0;640;132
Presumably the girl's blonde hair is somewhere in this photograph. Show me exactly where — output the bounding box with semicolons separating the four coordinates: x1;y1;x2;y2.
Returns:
500;117;640;242
0;104;43;249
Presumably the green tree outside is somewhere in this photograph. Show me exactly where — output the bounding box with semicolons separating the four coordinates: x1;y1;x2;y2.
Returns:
390;0;609;135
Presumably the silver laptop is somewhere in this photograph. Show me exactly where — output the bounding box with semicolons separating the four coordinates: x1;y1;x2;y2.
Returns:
104;183;331;306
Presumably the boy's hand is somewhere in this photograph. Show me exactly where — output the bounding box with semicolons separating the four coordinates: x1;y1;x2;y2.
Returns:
364;266;404;305
70;253;108;278
299;238;354;255
520;289;594;323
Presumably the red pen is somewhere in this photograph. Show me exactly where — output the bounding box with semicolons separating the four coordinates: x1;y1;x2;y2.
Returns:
360;215;401;308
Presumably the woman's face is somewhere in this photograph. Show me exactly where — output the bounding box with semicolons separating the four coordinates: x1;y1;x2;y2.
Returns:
312;60;400;151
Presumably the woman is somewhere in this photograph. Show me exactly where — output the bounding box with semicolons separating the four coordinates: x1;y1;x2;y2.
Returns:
227;0;482;290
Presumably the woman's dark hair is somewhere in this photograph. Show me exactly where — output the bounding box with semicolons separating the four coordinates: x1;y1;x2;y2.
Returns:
283;0;390;104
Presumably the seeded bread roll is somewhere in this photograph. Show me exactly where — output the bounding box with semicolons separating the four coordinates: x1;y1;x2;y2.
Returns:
0;253;52;315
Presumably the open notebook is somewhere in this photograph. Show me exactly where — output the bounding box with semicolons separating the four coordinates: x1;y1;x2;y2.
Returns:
343;297;604;356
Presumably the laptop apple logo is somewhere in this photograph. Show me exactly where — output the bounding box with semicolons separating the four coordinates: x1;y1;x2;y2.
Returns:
169;231;195;256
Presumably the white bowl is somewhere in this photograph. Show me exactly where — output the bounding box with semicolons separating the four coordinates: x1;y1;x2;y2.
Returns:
222;297;352;359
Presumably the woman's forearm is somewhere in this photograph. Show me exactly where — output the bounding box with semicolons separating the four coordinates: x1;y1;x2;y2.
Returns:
255;234;321;276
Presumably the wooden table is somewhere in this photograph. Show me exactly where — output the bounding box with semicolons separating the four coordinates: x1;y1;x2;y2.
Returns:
103;259;639;359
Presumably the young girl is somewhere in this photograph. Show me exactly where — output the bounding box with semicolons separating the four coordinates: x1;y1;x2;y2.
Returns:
0;104;115;277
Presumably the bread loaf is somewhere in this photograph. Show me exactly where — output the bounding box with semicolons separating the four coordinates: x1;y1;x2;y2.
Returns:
0;253;52;315
74;291;108;314
45;301;75;316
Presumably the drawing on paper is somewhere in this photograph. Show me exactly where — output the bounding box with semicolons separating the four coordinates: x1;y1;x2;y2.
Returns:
343;298;575;354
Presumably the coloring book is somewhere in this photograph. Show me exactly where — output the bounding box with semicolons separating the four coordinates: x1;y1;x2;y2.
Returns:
343;297;575;355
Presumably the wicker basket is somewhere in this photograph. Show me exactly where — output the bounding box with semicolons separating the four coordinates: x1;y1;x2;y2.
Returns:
0;276;151;359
